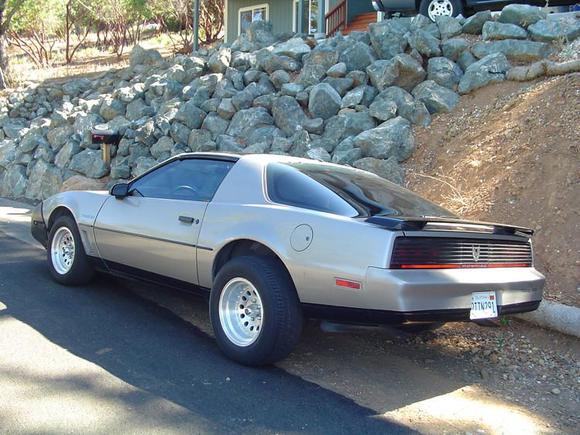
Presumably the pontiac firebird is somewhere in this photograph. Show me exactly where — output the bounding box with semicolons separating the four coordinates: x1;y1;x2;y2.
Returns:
31;153;544;365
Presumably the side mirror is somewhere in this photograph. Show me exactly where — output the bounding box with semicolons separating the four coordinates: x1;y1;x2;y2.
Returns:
110;183;130;199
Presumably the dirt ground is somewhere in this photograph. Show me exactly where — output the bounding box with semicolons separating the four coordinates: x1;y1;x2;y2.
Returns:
406;73;580;307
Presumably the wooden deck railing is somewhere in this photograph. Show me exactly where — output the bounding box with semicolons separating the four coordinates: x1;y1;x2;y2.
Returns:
325;0;347;37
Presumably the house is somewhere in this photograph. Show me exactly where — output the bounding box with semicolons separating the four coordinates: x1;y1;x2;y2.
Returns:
224;0;379;43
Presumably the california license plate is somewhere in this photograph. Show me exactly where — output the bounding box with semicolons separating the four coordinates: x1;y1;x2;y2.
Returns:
470;291;498;320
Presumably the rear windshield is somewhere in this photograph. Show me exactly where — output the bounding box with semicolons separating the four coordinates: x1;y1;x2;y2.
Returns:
266;162;455;218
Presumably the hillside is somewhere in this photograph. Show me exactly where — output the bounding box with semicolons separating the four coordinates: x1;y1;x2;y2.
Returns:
406;73;579;306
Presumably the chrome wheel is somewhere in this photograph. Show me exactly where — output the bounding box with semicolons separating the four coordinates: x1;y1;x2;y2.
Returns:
428;0;453;20
218;277;263;347
51;227;75;275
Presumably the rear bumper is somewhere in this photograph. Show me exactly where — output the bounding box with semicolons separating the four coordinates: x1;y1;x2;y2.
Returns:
365;266;545;312
30;203;48;248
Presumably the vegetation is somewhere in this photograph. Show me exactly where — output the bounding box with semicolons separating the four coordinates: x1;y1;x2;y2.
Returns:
0;0;224;89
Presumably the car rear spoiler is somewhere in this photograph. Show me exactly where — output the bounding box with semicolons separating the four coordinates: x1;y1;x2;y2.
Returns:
365;216;534;236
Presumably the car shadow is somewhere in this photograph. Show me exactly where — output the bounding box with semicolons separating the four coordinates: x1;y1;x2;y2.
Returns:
0;235;414;434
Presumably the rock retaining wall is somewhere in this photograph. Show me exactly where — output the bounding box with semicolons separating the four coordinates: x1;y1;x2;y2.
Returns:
1;5;578;200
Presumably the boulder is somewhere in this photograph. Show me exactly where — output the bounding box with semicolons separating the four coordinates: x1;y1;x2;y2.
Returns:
368;19;409;59
339;41;376;72
332;147;362;165
188;129;216;152
69;149;109;178
498;4;547;28
327;62;347;78
174;100;206;129
1;164;28;197
246;21;276;47
208;47;231;73
169;121;191;145
226;107;273;138
129;45;163;67
412;80;459;114
151;136;174;159
217;98;236;120
126;98;153;121
258;53;301;74
270;70;291;89
458;50;477;70
528;18;580;42
353;156;404;185
305;147;331;162
60;175;107;192
54;140;81;169
342;86;366;108
132;156;157;177
458;52;511;94
482;21;528;40
435;16;463;40
408;29;441;58
25;160;62;200
0;140;16;169
322;112;376;144
366;54;426;92
202;112;229;139
20;128;46;153
354;116;414;162
272;37;311;60
427;57;463;90
369;98;398;121
74;112;104;144
462;10;493;34
297;47;339;86
272;96;309;136
471;39;551;62
441;38;470;61
308;83;342;120
373;86;431;127
322;77;354;96
62;78;92;97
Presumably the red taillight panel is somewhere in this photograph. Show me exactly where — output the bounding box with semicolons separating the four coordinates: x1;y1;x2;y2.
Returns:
335;278;362;289
390;237;532;270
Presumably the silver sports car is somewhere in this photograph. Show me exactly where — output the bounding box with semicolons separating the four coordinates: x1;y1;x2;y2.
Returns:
31;152;545;365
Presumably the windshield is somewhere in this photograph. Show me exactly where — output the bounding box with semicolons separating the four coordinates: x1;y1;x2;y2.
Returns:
266;162;455;218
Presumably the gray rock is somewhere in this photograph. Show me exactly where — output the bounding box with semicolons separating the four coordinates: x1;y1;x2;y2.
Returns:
25;160;62;200
165;64;187;84
272;37;311;60
323;112;376;144
288;130;312;157
217;135;244;153
0;140;16;169
368;19;409;59
227;107;273;138
458;50;477;71
20;128;46;153
366;54;426;92
306;147;331;162
281;83;304;97
270;70;291;90
214;77;238;98
322;77;354;97
528;18;580;42
327;62;347;78
129;45;162;67
188;129;215;151
69;149;109;178
47;125;74;151
202;112;229;139
1;164;28;197
353;156;404;185
483;21;529;41
99;97;126;121
200;98;220;113
458;52;511;94
151;136;174;159
339;41;376;72
442;38;470;61
169;121;191;144
74;112;104;144
55;140;81;169
115;84;144;103
271;136;292;153
297;47;339;86
354;116;414;161
332;147;362;165
342;86;366;108
303;118;324;135
272;96;309;136
241;141;270;154
308;83;342;120
346;70;368;86
373;86;431;127
208;47;231;73
217;98;236;120
436;16;463;40
33;143;55;163
427;57;463;90
110;157;131;179
132;156;157;177
369;98;397;121
462;10;493;34
499;4;547;28
254;94;276;110
174;100;206;129
471;39;551;62
412;80;459;114
246;20;276;47
2;119;27;139
127;143;151;167
257;51;300;74
135;119;156;145
126;98;153;121
408;29;441;58
61;78;91;97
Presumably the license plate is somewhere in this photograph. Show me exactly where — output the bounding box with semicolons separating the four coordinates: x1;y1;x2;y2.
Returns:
470;291;498;320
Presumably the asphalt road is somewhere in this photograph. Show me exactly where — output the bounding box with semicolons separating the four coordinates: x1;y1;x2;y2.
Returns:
0;233;411;434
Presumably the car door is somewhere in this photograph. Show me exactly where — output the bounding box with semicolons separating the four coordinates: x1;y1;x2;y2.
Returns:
93;157;235;284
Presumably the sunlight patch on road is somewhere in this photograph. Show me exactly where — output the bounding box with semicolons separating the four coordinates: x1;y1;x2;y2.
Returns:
382;384;551;434
0;206;32;224
0;301;6;311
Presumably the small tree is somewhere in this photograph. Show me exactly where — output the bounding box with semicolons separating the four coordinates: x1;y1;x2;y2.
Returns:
0;0;26;89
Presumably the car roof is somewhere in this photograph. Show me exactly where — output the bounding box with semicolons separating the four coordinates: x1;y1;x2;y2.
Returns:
176;152;342;168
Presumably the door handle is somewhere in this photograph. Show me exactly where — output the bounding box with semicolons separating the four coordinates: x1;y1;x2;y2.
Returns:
178;216;195;224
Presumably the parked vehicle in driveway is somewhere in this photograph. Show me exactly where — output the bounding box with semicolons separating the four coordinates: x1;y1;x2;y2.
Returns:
31;152;545;365
372;0;577;21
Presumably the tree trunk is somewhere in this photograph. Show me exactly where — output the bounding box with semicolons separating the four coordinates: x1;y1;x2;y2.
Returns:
0;36;7;89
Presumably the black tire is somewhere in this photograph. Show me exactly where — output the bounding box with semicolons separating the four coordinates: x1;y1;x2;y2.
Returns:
419;0;463;21
396;322;444;333
47;215;95;286
209;256;303;366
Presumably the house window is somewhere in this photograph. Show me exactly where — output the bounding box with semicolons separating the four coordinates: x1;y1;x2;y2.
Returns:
293;0;319;34
239;4;269;35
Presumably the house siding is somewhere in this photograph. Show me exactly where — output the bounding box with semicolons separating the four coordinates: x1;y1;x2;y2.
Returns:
226;0;294;43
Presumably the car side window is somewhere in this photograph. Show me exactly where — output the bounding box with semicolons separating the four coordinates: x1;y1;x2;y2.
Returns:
130;159;234;201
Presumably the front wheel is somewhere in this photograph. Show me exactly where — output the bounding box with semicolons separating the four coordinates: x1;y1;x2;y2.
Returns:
419;0;463;21
47;215;95;285
209;256;303;366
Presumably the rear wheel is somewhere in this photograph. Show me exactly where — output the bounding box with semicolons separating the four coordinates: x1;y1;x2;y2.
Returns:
210;256;303;366
47;215;95;285
419;0;463;21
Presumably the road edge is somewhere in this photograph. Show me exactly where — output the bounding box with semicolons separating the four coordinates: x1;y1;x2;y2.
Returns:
1;196;579;339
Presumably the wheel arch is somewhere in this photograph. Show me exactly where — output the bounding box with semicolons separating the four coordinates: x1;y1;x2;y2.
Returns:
47;206;76;230
211;239;299;298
